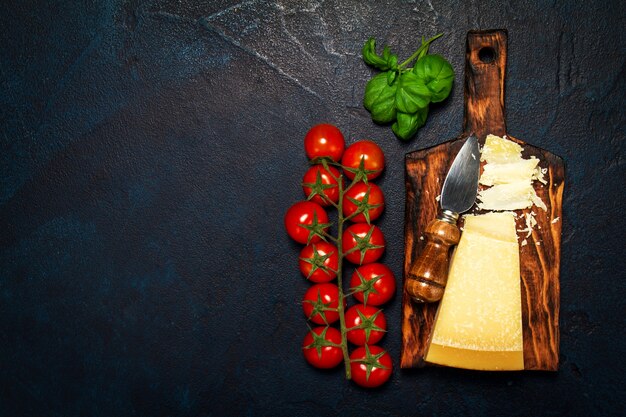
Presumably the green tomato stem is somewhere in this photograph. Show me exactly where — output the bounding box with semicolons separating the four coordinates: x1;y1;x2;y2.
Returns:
335;174;352;380
321;230;339;244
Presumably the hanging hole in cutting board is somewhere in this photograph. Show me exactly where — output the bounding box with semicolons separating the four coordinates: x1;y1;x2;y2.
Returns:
478;47;496;63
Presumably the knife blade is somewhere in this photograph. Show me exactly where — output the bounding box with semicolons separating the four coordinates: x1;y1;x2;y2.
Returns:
440;134;480;219
405;134;480;303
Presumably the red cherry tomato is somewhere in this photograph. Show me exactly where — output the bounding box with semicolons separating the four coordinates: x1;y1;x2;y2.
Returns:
284;201;329;245
302;165;341;206
302;326;343;369
298;242;338;283
341;140;385;181
304;124;345;162
302;283;342;325
345;304;387;346
342;223;385;265
350;263;396;306
350;345;393;388
342;182;385;223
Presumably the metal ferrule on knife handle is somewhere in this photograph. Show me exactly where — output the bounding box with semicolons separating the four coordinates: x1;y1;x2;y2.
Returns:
439;210;459;224
405;213;461;303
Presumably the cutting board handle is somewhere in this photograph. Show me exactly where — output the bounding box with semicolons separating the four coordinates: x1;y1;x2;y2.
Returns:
463;29;508;138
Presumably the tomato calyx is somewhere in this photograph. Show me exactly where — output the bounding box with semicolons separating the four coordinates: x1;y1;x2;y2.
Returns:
303;326;342;359
349;270;382;306
310;156;337;167
300;211;332;244
318;158;343;183
346;308;386;341
345;226;385;264
303;290;338;324
350;344;390;382
343;157;381;184
302;169;338;206
345;187;383;224
299;244;337;280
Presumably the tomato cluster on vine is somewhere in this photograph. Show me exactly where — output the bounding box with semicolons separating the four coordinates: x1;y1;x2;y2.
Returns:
284;123;396;388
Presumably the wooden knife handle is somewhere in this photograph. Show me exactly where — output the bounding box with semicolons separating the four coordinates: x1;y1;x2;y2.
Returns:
405;217;460;303
463;29;508;138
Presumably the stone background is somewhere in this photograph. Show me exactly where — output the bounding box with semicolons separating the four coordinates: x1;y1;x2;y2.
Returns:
1;1;624;416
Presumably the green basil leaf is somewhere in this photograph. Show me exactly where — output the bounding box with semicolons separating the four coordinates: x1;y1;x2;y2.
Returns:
382;45;392;61
362;38;387;68
362;38;397;71
392;108;429;140
364;72;398;123
414;106;429;127
395;71;431;114
392;112;418;140
412;54;455;103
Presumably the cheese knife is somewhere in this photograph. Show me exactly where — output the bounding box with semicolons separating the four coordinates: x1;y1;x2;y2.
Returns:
406;134;480;303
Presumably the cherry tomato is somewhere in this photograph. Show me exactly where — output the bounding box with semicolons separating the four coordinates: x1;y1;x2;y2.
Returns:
302;326;343;369
345;304;387;346
342;223;385;265
350;345;393;388
299;242;338;283
350;263;396;306
342;182;385;223
302;283;342;325
284;201;329;245
302;165;341;206
341;140;385;181
304;124;345;162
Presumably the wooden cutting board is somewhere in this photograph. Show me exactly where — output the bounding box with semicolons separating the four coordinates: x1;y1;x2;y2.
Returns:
401;29;564;370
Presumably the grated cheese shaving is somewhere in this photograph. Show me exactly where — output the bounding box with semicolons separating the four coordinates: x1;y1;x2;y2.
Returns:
477;134;547;212
532;165;548;185
517;212;538;238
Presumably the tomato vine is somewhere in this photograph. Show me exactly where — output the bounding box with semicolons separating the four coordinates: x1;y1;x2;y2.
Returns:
286;124;395;388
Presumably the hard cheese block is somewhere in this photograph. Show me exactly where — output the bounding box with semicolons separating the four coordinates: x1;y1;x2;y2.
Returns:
424;212;524;371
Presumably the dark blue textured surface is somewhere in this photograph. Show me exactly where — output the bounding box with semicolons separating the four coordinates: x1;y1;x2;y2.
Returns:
1;1;624;416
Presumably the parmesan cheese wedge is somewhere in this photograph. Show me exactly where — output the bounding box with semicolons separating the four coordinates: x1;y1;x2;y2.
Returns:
425;212;524;371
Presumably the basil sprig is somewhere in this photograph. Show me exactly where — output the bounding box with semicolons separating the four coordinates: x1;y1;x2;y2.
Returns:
362;35;454;141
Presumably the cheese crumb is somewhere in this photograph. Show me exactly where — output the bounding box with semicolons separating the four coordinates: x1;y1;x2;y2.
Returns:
533;166;548;185
551;217;560;224
517;212;537;238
